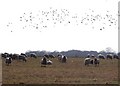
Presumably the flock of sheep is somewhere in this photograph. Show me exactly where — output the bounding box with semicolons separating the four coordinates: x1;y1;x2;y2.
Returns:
1;53;67;66
1;52;119;67
85;53;119;67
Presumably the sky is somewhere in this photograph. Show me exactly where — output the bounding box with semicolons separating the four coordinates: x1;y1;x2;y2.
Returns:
0;0;119;54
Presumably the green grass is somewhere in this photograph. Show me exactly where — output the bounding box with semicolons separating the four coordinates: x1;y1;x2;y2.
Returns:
2;57;119;84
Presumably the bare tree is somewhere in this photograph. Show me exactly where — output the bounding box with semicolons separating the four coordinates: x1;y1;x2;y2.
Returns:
105;47;115;53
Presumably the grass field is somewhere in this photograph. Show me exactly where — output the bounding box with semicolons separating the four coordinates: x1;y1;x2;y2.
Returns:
2;57;119;84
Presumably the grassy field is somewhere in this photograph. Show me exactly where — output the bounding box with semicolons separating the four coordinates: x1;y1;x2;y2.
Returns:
2;57;119;84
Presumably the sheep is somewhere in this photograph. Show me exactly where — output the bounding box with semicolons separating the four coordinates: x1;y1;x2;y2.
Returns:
41;57;47;67
98;54;105;59
57;54;67;63
113;54;119;59
84;57;100;66
94;58;100;66
30;53;37;58
18;55;27;62
41;57;53;67
106;54;113;59
5;57;12;66
84;58;91;66
1;53;9;58
62;56;67;63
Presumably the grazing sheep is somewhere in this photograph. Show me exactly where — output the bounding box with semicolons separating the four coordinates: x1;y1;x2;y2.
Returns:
106;54;113;59
18;55;27;62
57;54;67;63
30;53;37;58
12;54;19;60
84;57;100;66
57;54;63;61
98;54;105;59
5;57;12;66
113;54;119;59
94;58;100;66
1;53;9;58
41;57;53;67
62;56;67;63
41;57;47;67
84;58;91;66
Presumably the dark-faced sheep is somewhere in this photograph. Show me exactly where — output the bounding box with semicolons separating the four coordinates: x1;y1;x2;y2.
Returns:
106;54;113;59
41;57;47;67
113;54;119;59
62;56;67;63
5;57;12;66
94;58;100;66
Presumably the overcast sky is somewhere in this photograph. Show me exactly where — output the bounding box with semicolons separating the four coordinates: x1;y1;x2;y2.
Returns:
0;0;119;54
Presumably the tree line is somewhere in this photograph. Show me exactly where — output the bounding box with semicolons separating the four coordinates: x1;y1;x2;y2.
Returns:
25;50;120;58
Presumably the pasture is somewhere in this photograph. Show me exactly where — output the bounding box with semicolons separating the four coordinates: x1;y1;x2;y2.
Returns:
2;57;119;84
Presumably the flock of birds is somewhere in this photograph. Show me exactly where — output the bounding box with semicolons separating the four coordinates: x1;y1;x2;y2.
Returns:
20;8;70;30
81;9;117;30
6;7;118;32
